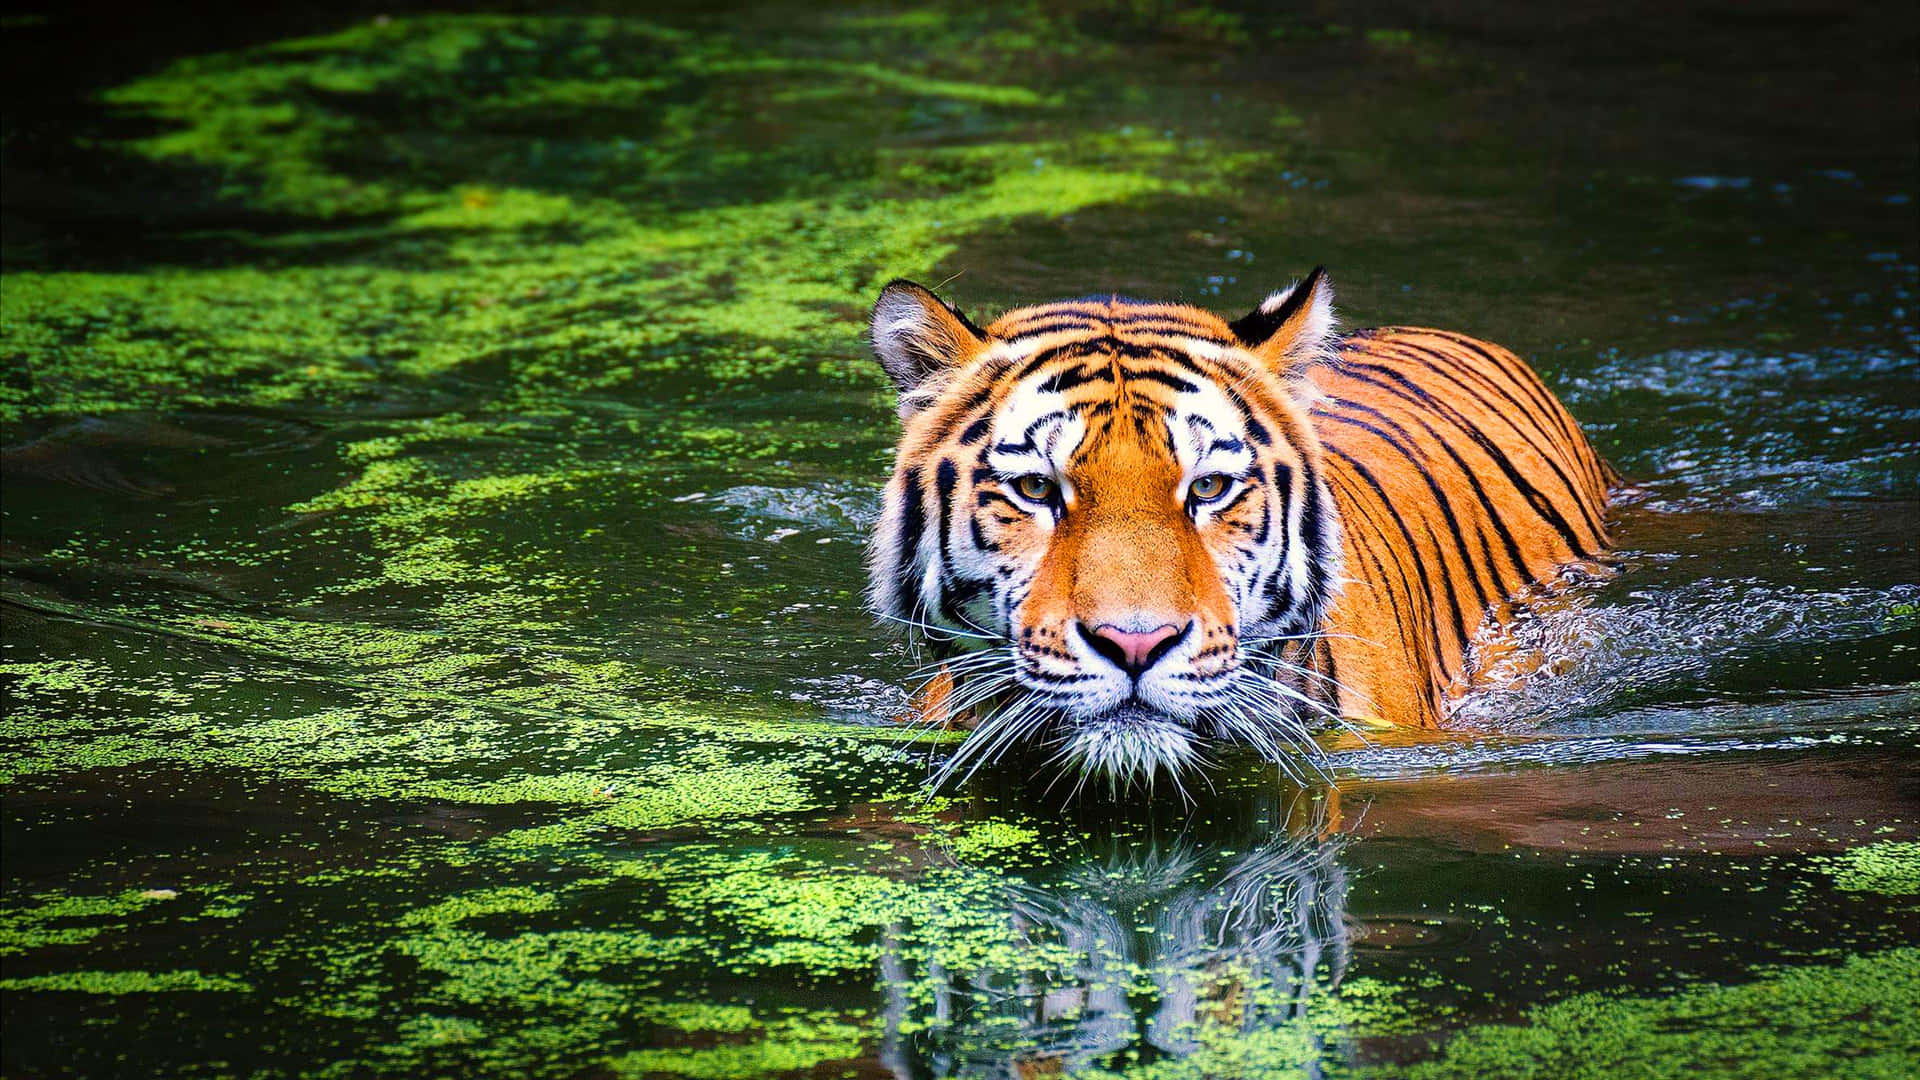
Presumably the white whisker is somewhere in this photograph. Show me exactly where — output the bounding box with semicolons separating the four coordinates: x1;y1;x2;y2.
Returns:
876;610;998;640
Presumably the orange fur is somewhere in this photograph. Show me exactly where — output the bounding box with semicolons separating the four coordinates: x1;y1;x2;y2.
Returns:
872;278;1615;736
1310;328;1615;726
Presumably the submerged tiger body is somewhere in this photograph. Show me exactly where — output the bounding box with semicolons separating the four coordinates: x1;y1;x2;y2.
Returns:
867;269;1614;786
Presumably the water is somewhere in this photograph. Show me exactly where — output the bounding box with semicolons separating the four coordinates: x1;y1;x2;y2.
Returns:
2;3;1916;1077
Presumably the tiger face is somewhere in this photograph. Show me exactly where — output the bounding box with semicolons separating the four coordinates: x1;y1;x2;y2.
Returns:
868;270;1344;787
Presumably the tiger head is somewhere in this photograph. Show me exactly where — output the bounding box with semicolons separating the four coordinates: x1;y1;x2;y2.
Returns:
868;269;1344;788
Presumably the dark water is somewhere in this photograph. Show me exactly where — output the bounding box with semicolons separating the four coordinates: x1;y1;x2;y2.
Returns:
2;3;1916;1077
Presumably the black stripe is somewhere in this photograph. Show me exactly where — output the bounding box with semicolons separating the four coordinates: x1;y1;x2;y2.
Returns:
991;409;1067;457
893;466;925;616
1323;469;1432;691
1379;340;1607;547
1021;668;1096;686
1425;329;1595;482
968;513;998;553
1252;469;1280;545
1108;340;1174;361
1000;317;1103;339
935;381;1002;447
1259;461;1321;638
1141;347;1229;382
1112;319;1234;339
1007;343;1087;382
976;490;1021;512
1316;637;1341;714
1038;364;1113;392
958;415;992;445
1324;444;1470;663
940;578;986;634
1125;368;1199;393
1293;463;1326;596
1338;356;1600;558
1262;567;1296;626
935;459;958;572
1215;380;1272;446
1319;377;1530;592
1316;406;1496;616
1410;335;1587;485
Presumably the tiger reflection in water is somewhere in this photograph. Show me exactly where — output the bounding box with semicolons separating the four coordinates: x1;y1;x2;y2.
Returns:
871;787;1350;1079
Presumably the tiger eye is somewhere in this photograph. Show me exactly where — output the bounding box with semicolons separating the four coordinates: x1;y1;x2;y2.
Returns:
1189;474;1229;501
1014;474;1057;502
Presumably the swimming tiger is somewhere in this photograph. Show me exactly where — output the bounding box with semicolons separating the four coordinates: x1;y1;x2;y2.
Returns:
867;268;1616;787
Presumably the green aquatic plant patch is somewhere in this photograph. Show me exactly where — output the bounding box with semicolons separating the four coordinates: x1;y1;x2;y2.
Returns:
1384;948;1920;1080
5;3;1918;1078
3;12;1264;427
1821;841;1920;897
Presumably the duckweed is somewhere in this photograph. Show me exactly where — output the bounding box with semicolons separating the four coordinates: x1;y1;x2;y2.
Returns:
1388;949;1920;1080
5;2;1917;1077
1822;842;1920;897
0;970;251;994
0;889;180;955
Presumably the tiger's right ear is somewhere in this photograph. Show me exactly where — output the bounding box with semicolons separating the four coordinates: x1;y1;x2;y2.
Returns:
870;279;989;419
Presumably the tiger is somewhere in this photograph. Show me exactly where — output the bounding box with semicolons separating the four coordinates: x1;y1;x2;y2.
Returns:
866;267;1616;788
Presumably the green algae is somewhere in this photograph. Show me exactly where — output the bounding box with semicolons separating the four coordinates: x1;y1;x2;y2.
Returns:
603;1019;866;1080
0;970;251;994
1821;842;1920;896
0;614;934;803
1383;948;1920;1080
0;888;180;955
0;632;847;813
478;753;820;849
945;818;1045;863
397;886;560;927
2;769;1912;1079
4;4;1919;1079
2;10;1237;425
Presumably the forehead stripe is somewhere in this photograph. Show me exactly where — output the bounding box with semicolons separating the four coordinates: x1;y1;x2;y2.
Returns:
1037;365;1114;393
1002;317;1233;339
1125;368;1199;393
999;317;1103;339
991;409;1068;457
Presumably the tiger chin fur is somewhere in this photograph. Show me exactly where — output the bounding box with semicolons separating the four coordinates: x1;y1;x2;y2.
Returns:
867;267;1616;790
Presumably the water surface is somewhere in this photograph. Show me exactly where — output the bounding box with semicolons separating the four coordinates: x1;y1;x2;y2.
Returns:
3;3;1916;1077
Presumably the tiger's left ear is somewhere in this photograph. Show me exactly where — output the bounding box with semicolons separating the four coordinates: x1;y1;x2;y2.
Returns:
871;279;990;419
1228;266;1337;375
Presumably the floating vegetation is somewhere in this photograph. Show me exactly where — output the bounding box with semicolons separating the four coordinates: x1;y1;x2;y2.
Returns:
1382;949;1920;1080
1821;842;1920;897
3;1;1917;1077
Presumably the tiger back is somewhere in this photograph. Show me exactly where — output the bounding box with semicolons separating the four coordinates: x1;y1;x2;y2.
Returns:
1307;328;1616;727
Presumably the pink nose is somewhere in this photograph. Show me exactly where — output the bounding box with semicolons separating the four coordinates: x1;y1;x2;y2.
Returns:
1082;622;1185;677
